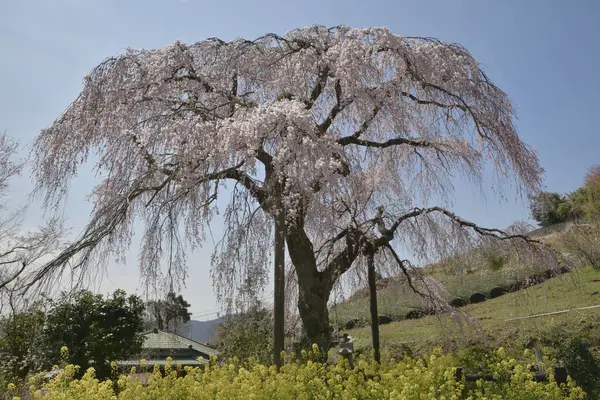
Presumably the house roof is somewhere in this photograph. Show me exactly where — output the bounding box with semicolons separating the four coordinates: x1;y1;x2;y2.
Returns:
140;329;219;357
118;358;208;367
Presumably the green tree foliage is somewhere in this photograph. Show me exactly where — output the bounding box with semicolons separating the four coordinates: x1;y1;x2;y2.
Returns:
212;305;273;364
0;301;46;383
42;289;146;379
540;165;600;269
558;338;600;398
582;165;600;219
555;188;585;222
531;166;600;228
561;166;600;269
146;291;191;333
530;192;568;227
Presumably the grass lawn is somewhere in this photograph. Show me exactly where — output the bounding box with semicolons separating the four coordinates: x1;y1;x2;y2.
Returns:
346;267;600;357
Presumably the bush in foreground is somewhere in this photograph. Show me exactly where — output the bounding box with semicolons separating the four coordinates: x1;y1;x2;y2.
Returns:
9;347;586;399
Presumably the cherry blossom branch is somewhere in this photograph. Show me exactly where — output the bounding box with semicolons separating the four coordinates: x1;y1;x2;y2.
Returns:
25;163;265;292
322;204;548;286
383;244;427;298
337;134;436;149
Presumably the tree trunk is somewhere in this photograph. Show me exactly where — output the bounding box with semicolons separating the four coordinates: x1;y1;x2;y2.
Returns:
285;224;336;353
367;251;381;363
284;217;360;353
295;273;334;353
273;201;286;368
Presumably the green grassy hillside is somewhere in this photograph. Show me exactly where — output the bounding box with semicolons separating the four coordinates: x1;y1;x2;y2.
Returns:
345;267;600;357
332;260;553;325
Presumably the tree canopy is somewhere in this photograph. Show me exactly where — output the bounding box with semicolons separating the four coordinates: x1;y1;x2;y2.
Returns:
212;305;273;364
41;290;146;379
146;291;191;333
582;165;600;219
33;26;552;348
529;165;600;228
530;192;568;227
0;302;46;382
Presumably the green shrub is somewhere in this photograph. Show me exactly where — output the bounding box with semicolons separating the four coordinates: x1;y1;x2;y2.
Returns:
535;327;600;398
557;338;600;398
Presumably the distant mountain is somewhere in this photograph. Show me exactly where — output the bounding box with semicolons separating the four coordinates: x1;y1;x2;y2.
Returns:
178;317;225;344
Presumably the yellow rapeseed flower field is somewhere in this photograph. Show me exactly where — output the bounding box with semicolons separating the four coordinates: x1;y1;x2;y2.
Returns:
11;347;586;399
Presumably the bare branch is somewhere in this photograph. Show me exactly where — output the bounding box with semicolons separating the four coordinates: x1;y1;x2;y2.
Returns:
318;79;349;134
338;134;436;150
306;66;331;109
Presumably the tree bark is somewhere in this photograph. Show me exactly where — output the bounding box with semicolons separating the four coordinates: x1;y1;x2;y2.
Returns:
295;272;334;353
284;219;337;353
367;250;381;363
273;200;286;368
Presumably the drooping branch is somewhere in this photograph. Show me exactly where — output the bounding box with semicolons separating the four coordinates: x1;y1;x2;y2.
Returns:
383;206;541;244
400;91;468;112
0;262;26;291
23;187;145;291
416;80;490;142
321;204;552;290
338;105;380;142
384;244;429;299
222;166;269;210
26;163;268;293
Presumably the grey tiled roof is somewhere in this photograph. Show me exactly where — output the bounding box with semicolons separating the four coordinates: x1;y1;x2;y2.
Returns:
141;329;219;356
118;358;208;367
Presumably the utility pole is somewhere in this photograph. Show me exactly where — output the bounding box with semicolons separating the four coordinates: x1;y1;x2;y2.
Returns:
367;249;381;363
273;196;286;368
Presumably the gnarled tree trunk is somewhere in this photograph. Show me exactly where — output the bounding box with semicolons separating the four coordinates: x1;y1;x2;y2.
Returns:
285;221;335;351
285;221;362;351
295;271;335;351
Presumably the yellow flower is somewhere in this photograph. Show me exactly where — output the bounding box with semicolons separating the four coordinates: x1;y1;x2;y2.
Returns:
16;347;587;399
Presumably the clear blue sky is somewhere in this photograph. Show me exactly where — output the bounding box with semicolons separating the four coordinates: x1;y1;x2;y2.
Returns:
1;0;599;317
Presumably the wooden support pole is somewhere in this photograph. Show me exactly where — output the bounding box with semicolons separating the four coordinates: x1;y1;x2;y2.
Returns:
367;250;381;363
273;200;286;368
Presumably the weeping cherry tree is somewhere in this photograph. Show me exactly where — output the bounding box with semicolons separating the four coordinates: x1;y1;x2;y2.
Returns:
33;26;557;350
